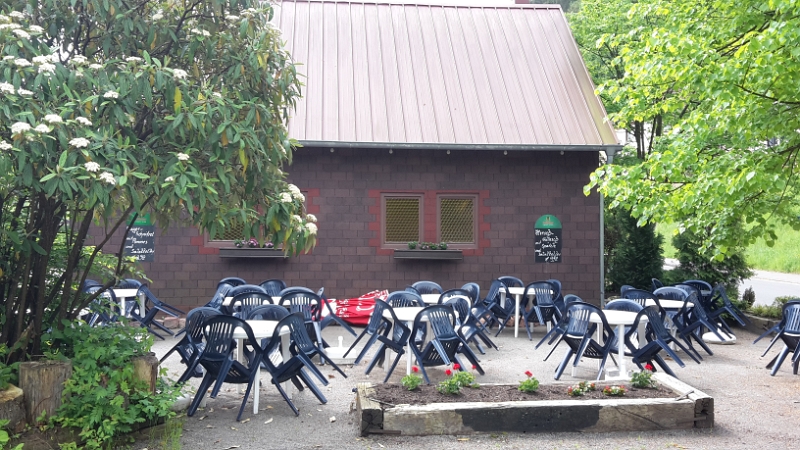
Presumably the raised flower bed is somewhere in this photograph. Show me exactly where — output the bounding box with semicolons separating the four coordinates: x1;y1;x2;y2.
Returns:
355;372;713;436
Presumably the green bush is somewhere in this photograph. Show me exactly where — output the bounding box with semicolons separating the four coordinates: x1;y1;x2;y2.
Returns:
44;321;183;449
605;207;664;292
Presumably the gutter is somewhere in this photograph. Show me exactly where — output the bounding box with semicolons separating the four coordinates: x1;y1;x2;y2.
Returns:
300;140;623;153
599;147;617;307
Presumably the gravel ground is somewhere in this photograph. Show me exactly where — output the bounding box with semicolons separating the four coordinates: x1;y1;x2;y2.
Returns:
149;323;799;450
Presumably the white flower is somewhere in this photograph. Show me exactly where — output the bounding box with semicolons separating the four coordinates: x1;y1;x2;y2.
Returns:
8;12;25;20
43;114;62;124
176;152;190;161
84;161;100;172
12;29;29;39
189;28;211;37
76;117;92;126
28;25;43;33
13;58;31;67
164;176;174;182
172;68;188;80
0;140;12;151
99;172;116;185
69;137;90;148
293;192;305;202
33;124;50;133
287;184;301;195
225;15;239;21
152;13;164;21
0;23;21;31
89;63;103;70
292;214;302;223
0;82;14;94
212;92;222;98
0;15;9;24
125;56;142;63
37;63;56;74
70;55;88;66
32;55;49;65
280;192;292;203
16;88;32;96
306;223;318;235
3;56;14;61
306;214;317;223
103;91;119;99
11;122;31;135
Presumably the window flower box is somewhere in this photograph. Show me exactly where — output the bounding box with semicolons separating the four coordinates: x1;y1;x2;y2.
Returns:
218;248;288;259
393;249;463;260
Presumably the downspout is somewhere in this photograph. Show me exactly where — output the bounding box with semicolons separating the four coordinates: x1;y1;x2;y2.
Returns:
600;148;617;308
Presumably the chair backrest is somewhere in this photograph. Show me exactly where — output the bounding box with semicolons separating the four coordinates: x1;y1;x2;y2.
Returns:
415;305;457;341
564;294;584;306
277;312;318;355
185;307;223;342
81;279;103;290
444;296;471;325
201;315;242;361
623;288;656;306
117;278;142;289
258;279;287;297
278;286;315;297
405;285;421;296
246;304;289;321
605;299;645;313
651;278;665;291
547;279;563;300
439;288;473;305
638;305;672;340
782;301;800;333
279;291;320;321
653;286;688;300
525;281;557;306
620;285;634;295
218;277;247;287
366;299;393;333
226;284;267;299
411;281;443;295
484;279;508;305
387;290;424;307
231;292;274;318
564;302;599;337
498;276;523;288
83;285;118;319
460;282;481;303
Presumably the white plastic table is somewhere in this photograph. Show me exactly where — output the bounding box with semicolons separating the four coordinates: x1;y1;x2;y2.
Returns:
499;287;535;338
420;294;440;305
382;307;427;375
231;320;290;415
112;288;144;317
589;310;648;380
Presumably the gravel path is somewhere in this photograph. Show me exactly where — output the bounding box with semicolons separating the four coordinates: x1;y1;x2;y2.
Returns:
150;323;799;450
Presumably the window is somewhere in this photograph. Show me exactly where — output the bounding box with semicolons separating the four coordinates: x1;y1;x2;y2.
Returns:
382;194;422;248
438;195;476;248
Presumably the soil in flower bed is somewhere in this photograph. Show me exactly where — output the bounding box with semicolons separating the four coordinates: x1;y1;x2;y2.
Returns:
371;383;676;406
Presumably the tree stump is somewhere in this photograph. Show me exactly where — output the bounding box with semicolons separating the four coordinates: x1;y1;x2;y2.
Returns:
19;360;72;424
0;384;26;433
131;352;159;394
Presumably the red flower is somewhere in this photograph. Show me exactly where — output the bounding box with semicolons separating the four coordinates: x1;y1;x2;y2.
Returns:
453;363;460;371
445;369;452;376
645;363;654;371
525;370;533;378
472;365;477;370
412;366;419;373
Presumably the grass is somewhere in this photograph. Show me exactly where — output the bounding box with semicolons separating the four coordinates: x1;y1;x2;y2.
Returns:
656;221;800;274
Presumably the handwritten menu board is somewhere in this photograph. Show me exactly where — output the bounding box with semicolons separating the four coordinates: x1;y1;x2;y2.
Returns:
534;215;562;263
124;214;155;262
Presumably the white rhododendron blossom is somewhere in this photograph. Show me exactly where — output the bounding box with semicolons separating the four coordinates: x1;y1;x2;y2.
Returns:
280;192;292;203
189;28;211;37
164;176;174;182
176;152;190;161
43;114;62;124
11;122;31;135
152;12;164;20
8;11;25;19
0;82;14;94
69;137;90;148
70;55;88;66
84;161;100;172
34;124;50;133
99;172;116;185
292;214;302;223
287;184;301;195
172;68;188;80
0;140;12;151
306;214;317;223
32;56;50;65
0;23;21;30
3;55;15;61
125;56;142;63
306;223;318;235
89;63;103;70
76;117;92;126
0;14;9;23
103;91;119;99
16;88;32;96
28;25;43;33
37;63;56;74
14;58;31;67
225;15;239;21
11;29;29;39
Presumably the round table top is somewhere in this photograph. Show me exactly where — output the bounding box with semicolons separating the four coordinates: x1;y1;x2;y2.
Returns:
383;307;427;322
421;294;440;304
645;299;694;309
505;286;527;296
112;288;139;298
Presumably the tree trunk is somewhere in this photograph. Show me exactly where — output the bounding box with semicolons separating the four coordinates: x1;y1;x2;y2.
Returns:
18;360;72;424
0;384;26;433
132;352;159;394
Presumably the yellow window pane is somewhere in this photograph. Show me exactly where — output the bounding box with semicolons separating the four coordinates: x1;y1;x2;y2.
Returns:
385;198;420;242
440;198;474;243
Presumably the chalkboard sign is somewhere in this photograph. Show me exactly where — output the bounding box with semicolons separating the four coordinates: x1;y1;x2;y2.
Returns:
124;226;155;262
534;215;562;263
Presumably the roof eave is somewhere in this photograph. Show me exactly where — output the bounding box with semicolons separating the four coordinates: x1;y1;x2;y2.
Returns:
298;140;623;154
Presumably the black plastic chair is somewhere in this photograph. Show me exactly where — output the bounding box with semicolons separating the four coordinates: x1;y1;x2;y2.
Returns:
316;289;357;339
624;305;699;377
404;285;421;296
604;299;644;357
260;313;329;415
707;283;750;330
460;282;481;304
623;288;657;307
280;290;322;346
344;299;393;365
82;286;120;327
283;306;349;379
411;281;443;295
360;300;413;383
187;315;259;421
445;295;496;354
763;302;800;376
438;288;473;305
387;290;424;307
553;303;617;380
229;292;274;318
131;286;185;339
498;276;523;288
682;280;715;308
620;285;635;295
409;305;484;384
651;278;665;291
535;297;593;362
258;279;287;297
676;283;733;345
654;286;708;360
522;280;560;340
218;277;246;288
165;307;222;383
480;280;514;336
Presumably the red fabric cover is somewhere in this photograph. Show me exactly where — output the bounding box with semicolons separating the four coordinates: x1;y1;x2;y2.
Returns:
325;290;388;326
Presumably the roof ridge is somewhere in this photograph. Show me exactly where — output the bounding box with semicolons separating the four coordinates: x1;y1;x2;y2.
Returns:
275;0;562;10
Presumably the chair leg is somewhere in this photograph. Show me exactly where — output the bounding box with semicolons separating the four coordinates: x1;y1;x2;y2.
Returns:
652;354;677;378
770;346;790;376
554;349;573;380
237;380;256;421
187;374;215;417
298;369;328;404
272;380;299;416
383;350;404;383
352;332;380;365
364;344;387;376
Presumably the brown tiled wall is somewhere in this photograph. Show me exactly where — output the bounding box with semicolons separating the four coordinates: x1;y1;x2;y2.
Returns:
94;148;602;310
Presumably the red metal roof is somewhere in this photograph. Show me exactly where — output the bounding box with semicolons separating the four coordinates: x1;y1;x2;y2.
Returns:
273;0;618;149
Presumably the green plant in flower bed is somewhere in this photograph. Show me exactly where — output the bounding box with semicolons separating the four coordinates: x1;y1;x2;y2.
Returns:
630;363;658;388
518;370;539;393
566;381;596;397
44;321;183;449
0;344;19;390
436;364;479;395
603;385;627;396
0;419;23;450
401;366;423;391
